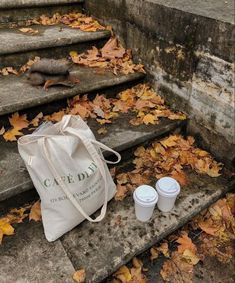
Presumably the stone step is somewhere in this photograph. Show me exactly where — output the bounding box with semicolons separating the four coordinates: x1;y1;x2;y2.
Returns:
0;161;233;283
0;26;110;68
0;115;184;201
0;0;84;9
0;1;84;25
0;66;143;116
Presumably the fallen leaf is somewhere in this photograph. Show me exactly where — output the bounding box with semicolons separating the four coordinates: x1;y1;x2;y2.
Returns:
182;249;200;265
114;265;132;283
0;218;14;244
72;269;86;283
3;128;23;141
176;232;197;254
30;112;43;127
142;114;155;125
9;112;29;130
158;242;170;257
0;126;5;135
150;247;159;261
160;251;194;283
29;201;41;222
97;127;107;135
19;27;39;34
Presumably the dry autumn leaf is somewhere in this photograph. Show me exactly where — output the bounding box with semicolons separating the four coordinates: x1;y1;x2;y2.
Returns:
72;269;86;283
0;218;15;244
9;112;29;130
0;126;5;135
29;201;42;222
19;27;39;34
160;251;194;283
3;128;23;141
97;127;107;135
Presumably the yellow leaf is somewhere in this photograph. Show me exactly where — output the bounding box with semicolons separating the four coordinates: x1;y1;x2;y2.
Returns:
182;249;200;265
19;27;39;34
142;114;155;125
160;135;179;148
114;265;132;282
0;218;14;244
72;269;86;283
30;112;43;127
3;128;23;141
29;201;41;222
70;51;78;59
158;242;170;257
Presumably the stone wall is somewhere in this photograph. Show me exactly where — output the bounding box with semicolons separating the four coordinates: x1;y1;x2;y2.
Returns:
85;0;235;167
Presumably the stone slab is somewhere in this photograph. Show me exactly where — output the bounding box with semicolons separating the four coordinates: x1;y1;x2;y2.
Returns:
0;221;75;283
0;25;110;55
0;115;183;201
61;170;234;282
0;0;83;9
0;66;143;116
148;0;235;24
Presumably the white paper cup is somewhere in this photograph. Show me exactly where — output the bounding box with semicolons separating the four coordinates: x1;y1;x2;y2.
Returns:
133;185;158;222
156;177;180;212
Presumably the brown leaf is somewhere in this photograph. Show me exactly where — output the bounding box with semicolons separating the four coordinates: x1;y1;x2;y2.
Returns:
29;201;42;222
115;184;129;201
9;112;29;130
176;232;197;254
72;269;86;283
160;251;194;283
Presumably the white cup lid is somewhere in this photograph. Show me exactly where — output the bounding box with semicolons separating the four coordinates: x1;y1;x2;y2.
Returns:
156;177;180;196
133;185;158;206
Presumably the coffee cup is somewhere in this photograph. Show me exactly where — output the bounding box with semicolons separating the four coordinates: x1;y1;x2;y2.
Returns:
133;185;158;222
155;177;180;212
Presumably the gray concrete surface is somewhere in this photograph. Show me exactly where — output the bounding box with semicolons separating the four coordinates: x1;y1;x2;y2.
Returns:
0;169;233;283
0;0;83;9
85;0;235;167
149;0;235;24
0;66;143;116
0;26;110;55
0;222;75;283
0;115;183;201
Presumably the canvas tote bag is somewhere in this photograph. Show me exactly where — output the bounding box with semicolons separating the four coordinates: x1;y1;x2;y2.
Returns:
18;115;121;241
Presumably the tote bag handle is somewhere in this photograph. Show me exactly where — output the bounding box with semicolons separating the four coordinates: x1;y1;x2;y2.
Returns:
38;132;121;223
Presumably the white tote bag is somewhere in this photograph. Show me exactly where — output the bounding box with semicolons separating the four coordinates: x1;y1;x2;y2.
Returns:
18;115;121;241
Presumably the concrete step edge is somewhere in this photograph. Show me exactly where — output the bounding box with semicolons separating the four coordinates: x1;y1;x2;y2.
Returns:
0;156;233;283
0;118;185;202
0;26;110;56
0;67;144;116
0;0;84;9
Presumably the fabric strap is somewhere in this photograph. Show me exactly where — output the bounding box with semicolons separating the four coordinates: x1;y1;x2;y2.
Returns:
38;117;121;223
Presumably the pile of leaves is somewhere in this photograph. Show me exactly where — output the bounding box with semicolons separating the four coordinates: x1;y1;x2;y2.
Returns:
70;36;145;75
110;193;235;283
115;134;222;201
22;12;105;32
0;201;41;244
0;84;186;142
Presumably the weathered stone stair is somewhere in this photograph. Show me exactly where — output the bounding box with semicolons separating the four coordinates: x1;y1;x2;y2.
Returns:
0;1;234;283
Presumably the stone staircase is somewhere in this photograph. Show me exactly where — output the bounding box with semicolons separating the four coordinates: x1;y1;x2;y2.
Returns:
0;1;234;282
